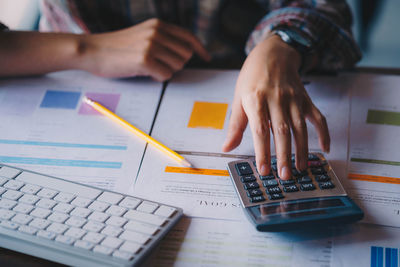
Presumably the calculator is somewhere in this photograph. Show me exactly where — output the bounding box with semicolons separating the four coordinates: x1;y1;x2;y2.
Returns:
227;153;363;231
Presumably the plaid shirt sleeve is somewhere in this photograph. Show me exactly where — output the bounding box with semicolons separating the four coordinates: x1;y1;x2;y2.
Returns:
246;0;361;71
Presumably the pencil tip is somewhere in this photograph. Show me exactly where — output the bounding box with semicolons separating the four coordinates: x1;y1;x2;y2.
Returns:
181;159;193;168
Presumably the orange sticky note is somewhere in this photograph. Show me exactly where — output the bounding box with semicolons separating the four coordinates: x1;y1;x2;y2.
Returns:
187;101;228;130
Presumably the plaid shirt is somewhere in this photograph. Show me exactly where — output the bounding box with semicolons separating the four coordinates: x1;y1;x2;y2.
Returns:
37;0;361;70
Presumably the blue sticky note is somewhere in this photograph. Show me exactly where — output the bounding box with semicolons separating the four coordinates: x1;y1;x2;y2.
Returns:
40;90;81;109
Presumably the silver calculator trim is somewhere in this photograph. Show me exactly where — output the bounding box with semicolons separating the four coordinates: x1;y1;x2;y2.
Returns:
227;153;347;208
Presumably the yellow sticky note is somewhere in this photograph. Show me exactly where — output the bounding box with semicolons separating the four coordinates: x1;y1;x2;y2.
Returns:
187;101;228;130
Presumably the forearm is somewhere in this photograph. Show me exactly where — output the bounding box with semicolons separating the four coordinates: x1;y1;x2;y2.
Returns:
0;31;88;77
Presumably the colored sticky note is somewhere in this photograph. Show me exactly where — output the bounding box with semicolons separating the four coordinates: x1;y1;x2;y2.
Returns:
79;92;121;115
187;101;228;130
40;90;81;109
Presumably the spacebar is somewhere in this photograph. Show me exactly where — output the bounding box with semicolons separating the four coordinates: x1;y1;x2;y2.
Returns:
16;171;102;199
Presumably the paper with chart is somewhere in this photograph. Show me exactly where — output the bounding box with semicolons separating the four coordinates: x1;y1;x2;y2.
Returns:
346;73;400;227
0;70;162;193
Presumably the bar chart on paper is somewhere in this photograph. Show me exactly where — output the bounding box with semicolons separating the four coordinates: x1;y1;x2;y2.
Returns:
371;246;399;267
0;71;162;193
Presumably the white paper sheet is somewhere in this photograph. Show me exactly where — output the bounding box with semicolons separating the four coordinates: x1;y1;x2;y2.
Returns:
0;70;162;193
346;73;400;227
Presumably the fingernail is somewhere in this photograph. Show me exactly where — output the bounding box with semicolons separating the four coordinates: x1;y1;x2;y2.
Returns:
260;164;268;175
281;166;290;180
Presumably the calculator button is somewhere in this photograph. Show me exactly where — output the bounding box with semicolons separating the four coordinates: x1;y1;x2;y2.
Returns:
315;174;330;182
268;193;284;200
259;174;275;180
250;195;265;203
279;179;295;186
308;154;319;161
262;180;278;187
271;165;278;172
319;181;335;189
308;161;323;168
246;189;263;197
240;175;256;183
243;182;259;190
311;167;326;175
271;158;277;164
235;162;253;176
300;183;316;191
297;176;312;184
266;186;281;194
283;185;299;193
292;169;308;177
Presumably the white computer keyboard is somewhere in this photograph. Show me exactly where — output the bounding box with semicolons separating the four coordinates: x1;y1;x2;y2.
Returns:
0;163;183;266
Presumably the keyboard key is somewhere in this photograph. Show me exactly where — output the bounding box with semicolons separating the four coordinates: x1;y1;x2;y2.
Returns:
83;232;105;244
235;162;253;176
70;207;92;218
283;185;299;193
12;214;33;225
0;167;21;179
119;197;141;210
101;237;123;249
279;179;295;186
300;183;316;191
65;217;86;228
0;209;15;220
37;188;58;199
101;225;123;237
319;181;335;189
3;180;24;190
13;203;34;214
105;205;127;217
266;186;282;194
47;223;68;234
120;241;141;254
243;182;259;190
2;190;23;201
105;216;127;227
18;194;40;205
47;212;69;223
0;199;17;209
20;184;41;195
93;245;114;255
240;175;256;183
19;225;38;235
0;220;19;229
37;230;56;240
119;230;150;245
29;218;50;229
250;195;265;203
262;179;278;187
71;197;92;208
74;240;94;250
88;201;110;212
124;210;166;227
54;192;75;203
36;199;57;209
268;193;284;200
64;227;86;239
97;192;123;205
137;201;158;214
53;203;74;214
124;220;159;235
0;187;5;196
297;176;312;184
55;235;76;245
0;176;8;186
315;174;330;182
83;221;105;233
154;206;176;218
113;250;134;260
246;189;263;197
88;211;109;223
30;207;52;219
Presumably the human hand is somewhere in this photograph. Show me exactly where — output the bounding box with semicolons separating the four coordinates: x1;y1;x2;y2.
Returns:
222;35;330;180
78;18;210;81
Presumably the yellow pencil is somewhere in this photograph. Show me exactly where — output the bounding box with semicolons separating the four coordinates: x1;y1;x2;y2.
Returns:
83;97;192;167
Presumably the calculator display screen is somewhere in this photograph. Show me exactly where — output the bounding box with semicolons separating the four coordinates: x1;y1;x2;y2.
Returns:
250;198;345;217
